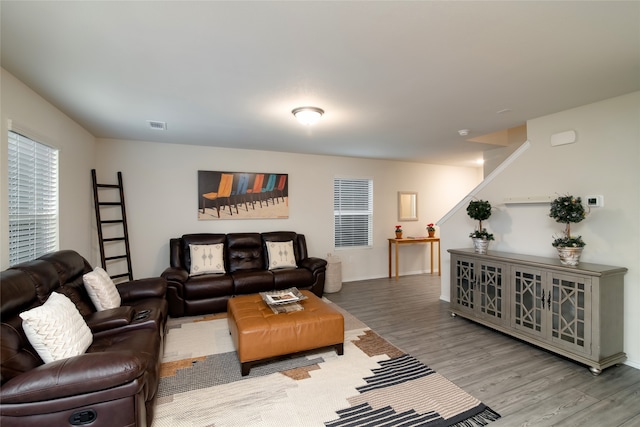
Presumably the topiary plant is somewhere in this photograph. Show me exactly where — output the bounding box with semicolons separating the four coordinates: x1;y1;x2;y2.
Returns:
549;195;587;247
467;199;492;234
469;229;495;241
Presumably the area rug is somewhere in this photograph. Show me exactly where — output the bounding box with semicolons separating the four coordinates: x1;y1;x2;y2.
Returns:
152;300;500;427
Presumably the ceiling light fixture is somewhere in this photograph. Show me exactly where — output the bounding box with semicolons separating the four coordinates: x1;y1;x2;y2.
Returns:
292;106;324;125
458;129;469;136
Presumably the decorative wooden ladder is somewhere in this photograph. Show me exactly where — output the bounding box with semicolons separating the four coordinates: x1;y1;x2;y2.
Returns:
91;169;133;281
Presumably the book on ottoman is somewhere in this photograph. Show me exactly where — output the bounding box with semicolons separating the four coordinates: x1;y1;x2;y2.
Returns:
260;287;308;314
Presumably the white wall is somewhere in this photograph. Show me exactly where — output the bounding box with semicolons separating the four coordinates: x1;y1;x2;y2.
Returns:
0;69;96;269
95;139;481;282
439;91;640;368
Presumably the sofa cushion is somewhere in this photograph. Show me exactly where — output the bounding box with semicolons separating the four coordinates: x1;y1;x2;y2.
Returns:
266;240;297;269
11;260;60;304
227;233;264;272
19;292;93;364
33;251;98;316
231;270;274;295
83;267;122;311
1;269;37;317
272;268;314;290
184;274;234;299
38;250;90;287
0;269;43;383
189;243;226;275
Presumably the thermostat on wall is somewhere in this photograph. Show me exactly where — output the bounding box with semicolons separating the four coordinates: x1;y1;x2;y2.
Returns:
586;195;603;207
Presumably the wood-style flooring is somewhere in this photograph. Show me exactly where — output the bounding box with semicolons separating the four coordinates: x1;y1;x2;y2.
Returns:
326;274;640;427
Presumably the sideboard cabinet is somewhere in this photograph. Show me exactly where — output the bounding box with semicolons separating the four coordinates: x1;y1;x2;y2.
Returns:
449;248;627;375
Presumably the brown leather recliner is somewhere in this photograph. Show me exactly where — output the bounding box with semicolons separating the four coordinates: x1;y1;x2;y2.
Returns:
162;231;327;317
0;250;168;427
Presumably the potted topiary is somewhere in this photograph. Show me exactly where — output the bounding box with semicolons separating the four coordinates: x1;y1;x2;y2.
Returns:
549;194;587;265
467;199;494;254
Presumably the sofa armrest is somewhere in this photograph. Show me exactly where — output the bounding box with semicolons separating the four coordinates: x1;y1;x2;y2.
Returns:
0;352;146;404
85;306;135;333
299;257;327;297
161;266;189;284
299;257;327;273
161;267;189;318
116;277;167;302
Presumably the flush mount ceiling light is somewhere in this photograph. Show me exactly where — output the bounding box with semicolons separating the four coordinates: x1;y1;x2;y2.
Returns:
292;106;324;125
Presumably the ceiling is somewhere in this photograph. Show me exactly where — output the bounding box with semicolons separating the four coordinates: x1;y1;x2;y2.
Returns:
2;1;639;167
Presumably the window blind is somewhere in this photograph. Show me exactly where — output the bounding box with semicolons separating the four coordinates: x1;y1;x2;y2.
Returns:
7;131;59;266
334;178;373;248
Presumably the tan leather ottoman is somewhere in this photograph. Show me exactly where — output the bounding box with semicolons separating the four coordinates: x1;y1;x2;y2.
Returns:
227;290;344;375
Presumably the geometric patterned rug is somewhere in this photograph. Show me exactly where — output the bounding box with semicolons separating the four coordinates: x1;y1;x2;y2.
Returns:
151;299;500;427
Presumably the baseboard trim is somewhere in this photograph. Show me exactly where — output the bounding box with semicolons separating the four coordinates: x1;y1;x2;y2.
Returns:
625;359;640;371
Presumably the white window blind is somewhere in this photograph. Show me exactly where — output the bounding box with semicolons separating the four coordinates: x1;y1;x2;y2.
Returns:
334;178;373;248
7;131;59;266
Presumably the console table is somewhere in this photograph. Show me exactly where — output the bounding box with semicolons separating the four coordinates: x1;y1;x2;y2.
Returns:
448;248;627;375
388;237;440;281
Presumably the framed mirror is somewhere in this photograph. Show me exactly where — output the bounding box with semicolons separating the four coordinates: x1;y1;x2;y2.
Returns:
398;191;418;221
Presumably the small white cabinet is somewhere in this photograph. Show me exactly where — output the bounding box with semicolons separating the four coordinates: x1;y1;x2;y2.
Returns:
449;249;626;375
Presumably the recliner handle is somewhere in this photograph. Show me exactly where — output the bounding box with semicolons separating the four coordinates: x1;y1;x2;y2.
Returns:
69;409;97;425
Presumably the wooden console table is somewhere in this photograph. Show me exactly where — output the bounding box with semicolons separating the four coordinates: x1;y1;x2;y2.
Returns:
388;237;441;281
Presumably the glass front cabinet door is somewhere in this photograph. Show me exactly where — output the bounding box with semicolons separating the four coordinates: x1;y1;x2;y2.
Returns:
511;266;546;339
451;255;506;325
452;256;475;317
549;272;592;355
477;261;507;324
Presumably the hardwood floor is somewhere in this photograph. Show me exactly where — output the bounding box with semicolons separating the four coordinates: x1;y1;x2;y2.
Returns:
325;274;640;427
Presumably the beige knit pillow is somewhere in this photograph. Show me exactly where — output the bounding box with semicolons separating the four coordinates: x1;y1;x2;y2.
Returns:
266;241;297;270
83;267;122;311
20;292;93;364
189;243;226;276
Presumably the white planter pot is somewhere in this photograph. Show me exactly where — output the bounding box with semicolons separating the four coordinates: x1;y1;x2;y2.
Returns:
556;246;583;266
472;238;490;254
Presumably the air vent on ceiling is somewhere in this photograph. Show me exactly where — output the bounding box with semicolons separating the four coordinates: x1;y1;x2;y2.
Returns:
147;120;167;131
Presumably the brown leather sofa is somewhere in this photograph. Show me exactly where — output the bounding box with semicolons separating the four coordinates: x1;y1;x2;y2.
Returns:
0;250;168;427
161;231;327;317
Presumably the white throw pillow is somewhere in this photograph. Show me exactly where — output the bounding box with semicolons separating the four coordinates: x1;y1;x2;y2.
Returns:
189;243;225;276
20;292;93;364
266;241;297;270
83;267;122;311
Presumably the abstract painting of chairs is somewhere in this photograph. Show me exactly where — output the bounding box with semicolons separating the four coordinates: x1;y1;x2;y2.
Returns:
247;173;265;209
261;174;277;206
274;175;287;203
201;173;234;217
230;173;250;212
198;171;288;219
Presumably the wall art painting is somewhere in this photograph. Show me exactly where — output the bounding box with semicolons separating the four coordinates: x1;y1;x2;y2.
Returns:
198;171;288;220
